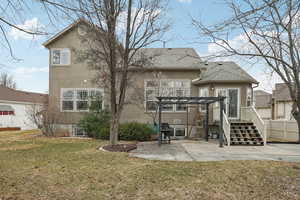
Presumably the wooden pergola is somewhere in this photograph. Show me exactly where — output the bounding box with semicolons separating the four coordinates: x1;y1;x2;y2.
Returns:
157;96;226;147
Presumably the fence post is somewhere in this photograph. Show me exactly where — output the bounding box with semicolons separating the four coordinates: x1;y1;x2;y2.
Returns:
283;120;287;140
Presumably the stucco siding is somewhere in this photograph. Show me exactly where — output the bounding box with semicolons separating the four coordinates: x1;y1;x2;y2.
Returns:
120;70;200;125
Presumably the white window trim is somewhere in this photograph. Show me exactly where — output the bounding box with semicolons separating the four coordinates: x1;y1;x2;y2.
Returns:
144;79;191;113
169;125;187;138
214;87;240;120
60;88;104;112
51;48;71;66
199;87;209;112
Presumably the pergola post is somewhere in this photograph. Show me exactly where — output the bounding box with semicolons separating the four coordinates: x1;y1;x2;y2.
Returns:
219;99;224;147
158;100;162;145
186;105;189;137
205;103;209;141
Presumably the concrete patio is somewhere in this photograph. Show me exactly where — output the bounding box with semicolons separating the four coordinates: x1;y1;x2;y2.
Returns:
130;140;300;162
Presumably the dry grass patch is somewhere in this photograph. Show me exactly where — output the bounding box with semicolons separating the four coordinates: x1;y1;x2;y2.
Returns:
0;131;299;200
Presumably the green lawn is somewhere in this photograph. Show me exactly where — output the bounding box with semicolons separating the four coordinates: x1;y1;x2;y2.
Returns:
0;130;299;200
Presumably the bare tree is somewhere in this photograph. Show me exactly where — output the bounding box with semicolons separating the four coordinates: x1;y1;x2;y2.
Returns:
0;72;17;89
192;0;300;143
0;1;48;60
40;0;170;145
26;103;62;137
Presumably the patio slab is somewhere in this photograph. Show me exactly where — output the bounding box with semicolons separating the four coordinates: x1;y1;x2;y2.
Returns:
130;140;300;162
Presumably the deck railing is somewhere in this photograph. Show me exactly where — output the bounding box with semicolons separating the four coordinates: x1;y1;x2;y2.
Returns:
223;111;231;146
241;106;267;145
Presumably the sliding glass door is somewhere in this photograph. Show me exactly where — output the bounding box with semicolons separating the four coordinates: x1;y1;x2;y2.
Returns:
214;88;240;120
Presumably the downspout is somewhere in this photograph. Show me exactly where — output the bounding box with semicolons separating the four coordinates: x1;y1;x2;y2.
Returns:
252;82;259;107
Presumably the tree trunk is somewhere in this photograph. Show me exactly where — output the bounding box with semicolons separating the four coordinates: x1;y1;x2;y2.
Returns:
292;102;300;143
110;112;120;145
294;114;300;143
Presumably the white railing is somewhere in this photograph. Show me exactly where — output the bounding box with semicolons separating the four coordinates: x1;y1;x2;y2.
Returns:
241;106;267;145
223;111;231;146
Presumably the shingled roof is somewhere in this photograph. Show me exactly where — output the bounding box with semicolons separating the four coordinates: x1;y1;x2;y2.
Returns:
0;86;48;104
254;90;272;108
273;83;292;101
192;62;258;84
135;48;202;70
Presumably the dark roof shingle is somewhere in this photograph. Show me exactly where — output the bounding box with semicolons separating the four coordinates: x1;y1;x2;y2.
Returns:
273;83;292;101
134;48;202;69
254;90;272;108
0;86;48;104
192;62;258;84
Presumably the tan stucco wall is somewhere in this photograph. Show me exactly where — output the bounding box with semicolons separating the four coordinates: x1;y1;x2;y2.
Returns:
120;70;201;126
46;24;255;128
47;24;102;124
197;83;251;123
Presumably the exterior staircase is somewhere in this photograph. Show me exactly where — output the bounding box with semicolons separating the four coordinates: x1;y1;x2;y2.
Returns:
230;121;264;145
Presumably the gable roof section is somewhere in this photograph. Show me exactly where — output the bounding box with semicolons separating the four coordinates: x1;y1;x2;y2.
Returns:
273;83;292;101
192;62;258;84
254;90;271;96
254;90;272;108
0;86;48;104
134;48;202;70
43;18;90;47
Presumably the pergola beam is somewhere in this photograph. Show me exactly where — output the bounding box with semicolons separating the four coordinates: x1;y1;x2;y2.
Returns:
156;96;226;148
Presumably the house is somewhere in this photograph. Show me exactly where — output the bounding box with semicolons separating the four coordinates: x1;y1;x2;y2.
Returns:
272;83;294;120
254;90;272;119
43;19;265;145
0;86;47;130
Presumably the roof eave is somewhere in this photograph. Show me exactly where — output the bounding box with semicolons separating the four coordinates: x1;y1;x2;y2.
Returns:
43;18;89;48
192;80;259;85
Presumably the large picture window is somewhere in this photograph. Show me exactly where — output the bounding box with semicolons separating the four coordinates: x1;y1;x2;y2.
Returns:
61;88;104;112
144;79;190;112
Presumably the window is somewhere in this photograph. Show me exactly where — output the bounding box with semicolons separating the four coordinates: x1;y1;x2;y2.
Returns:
144;79;190;112
61;88;104;112
51;48;71;65
175;127;186;137
72;125;87;137
199;87;209;112
76;90;88;111
168;125;186;137
62;101;74;111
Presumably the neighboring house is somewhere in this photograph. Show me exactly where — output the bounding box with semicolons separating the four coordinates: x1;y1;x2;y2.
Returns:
272;83;294;120
0;86;47;130
254;90;272;119
43;19;261;145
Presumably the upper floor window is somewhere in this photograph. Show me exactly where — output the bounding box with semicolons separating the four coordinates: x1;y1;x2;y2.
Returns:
51;48;71;65
144;79;190;112
61;88;104;112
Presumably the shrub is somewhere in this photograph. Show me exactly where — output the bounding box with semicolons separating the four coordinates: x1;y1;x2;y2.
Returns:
78;110;110;139
119;122;155;141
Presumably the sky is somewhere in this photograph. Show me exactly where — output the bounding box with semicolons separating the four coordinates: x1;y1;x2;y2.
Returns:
0;0;281;94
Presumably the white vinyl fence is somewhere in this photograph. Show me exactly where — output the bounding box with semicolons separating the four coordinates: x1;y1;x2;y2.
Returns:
265;120;299;142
